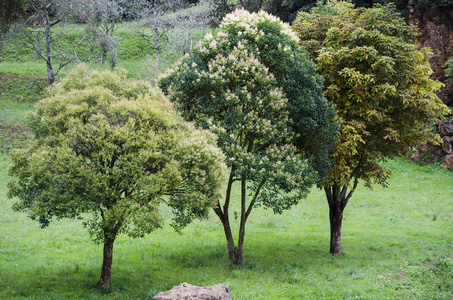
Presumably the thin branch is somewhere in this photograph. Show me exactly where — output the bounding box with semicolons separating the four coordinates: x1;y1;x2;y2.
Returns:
245;177;266;222
99;206;105;221
46;0;54;10
223;166;236;214
340;185;348;202
28;39;50;63
213;200;224;219
30;2;45;20
49;18;61;27
343;176;359;209
55;35;87;76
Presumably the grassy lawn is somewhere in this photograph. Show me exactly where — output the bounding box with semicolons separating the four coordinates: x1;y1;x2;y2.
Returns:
1;153;452;299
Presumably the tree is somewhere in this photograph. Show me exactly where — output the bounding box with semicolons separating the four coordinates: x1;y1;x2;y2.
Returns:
293;2;449;253
85;0;124;67
7;64;227;287
0;0;25;35
160;9;337;265
134;0;217;69
133;0;186;69
166;0;217;57
9;0;87;85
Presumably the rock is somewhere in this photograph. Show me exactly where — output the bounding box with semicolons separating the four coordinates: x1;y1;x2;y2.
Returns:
443;135;452;154
25;14;43;27
438;119;453;136
441;154;453;169
73;11;90;24
411;141;443;164
407;6;453;107
153;283;232;300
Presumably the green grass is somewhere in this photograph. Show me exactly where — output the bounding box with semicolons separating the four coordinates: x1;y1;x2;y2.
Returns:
0;24;154;63
0;62;48;75
0;74;47;101
0;93;36;154
1;152;453;299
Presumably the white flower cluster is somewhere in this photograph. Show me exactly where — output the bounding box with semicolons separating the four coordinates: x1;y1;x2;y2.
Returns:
220;8;299;43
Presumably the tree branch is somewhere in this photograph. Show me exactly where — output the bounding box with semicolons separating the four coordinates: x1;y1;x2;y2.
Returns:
28;38;50;63
343;176;359;209
213;200;224;219
245;177;266;222
340;185;348;202
49;18;61;27
324;186;333;206
99;206;105;222
223;166;236;214
54;35;86;76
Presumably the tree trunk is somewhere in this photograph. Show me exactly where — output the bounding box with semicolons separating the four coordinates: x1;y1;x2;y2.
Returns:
97;237;115;288
213;167;245;265
100;43;107;65
46;61;55;86
219;215;242;264
154;26;161;69
324;181;358;254
44;12;55;86
213;161;262;265
235;176;247;265
329;203;343;254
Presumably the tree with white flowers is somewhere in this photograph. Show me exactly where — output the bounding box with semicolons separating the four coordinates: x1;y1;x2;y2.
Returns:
160;8;338;265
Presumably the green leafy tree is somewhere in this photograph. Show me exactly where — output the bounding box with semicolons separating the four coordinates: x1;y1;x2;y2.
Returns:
160;9;337;265
7;65;227;287
293;2;449;253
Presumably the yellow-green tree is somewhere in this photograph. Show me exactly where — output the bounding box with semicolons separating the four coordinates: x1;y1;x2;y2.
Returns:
7;65;227;287
293;2;449;253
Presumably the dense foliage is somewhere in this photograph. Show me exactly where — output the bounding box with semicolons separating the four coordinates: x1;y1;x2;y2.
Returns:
160;8;337;264
293;2;449;253
0;0;25;34
445;57;453;79
7;65;227;286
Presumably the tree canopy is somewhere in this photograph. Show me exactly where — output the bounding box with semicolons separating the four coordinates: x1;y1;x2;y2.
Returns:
293;2;449;253
160;8;337;264
8;64;227;286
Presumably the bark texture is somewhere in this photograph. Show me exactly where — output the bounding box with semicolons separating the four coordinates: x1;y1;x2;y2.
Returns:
324;181;357;254
329;204;343;254
213;169;259;265
97;237;114;288
213;170;244;265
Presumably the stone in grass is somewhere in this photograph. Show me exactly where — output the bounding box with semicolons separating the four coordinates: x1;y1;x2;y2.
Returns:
153;282;232;300
441;154;453;169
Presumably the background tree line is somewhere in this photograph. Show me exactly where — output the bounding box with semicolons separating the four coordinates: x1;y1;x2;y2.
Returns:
2;0;453;86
